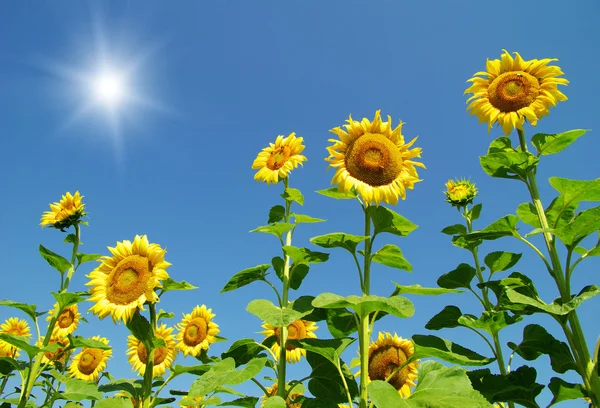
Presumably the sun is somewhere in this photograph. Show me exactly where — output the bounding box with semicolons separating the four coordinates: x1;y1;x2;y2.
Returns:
92;71;127;107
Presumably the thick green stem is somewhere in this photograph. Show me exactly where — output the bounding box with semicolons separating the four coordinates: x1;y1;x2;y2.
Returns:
359;210;372;408
142;305;158;404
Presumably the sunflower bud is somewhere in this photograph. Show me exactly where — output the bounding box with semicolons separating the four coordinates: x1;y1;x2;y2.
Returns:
40;191;86;231
444;179;478;207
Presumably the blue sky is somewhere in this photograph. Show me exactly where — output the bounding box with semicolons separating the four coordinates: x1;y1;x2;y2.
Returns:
1;1;599;406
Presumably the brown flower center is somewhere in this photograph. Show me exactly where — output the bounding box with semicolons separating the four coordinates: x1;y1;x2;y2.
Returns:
137;342;168;365
183;318;208;346
345;133;403;187
275;321;307;350
106;255;152;305
44;339;68;363
266;146;291;170
368;345;410;391
77;348;104;375
488;71;540;112
57;309;75;329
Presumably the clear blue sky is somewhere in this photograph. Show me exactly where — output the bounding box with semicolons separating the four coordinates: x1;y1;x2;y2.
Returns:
1;1;599;407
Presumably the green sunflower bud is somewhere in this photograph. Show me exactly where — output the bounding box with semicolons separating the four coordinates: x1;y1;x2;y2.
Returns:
444;179;478;207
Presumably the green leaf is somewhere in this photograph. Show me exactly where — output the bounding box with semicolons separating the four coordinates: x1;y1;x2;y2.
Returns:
437;263;476;289
283;246;329;264
545;196;578;230
487;136;514;153
282;188;304;205
393;283;462;296
506;285;600;316
371;244;412;272
465;215;519;241
0;356;22;375
479;151;538;180
76;253;103;265
157;309;175;321
246;298;313;327
58;378;103;401
0;300;37;321
263;397;287;408
161;278;197;292
316;187;357;200
411;335;495;366
64;234;78;244
507;324;577;374
312;293;414;320
549;177;600;206
306;352;358;402
367;381;410;407
554;206;600;246
218;397;260;407
70;336;112;350
187;358;267;399
470;203;483;221
170;364;211;376
221;264;270;293
292;214;326;224
516;202;541;228
425;306;463;330
293;338;356;366
325;308;357;338
452;235;482;251
271;256;285;282
368;206;418;237
467;366;543;408
94;398;135;408
310;233;369;254
98;379;141;397
221;339;265;367
251;223;295;239
268;205;285;223
484;251;522;274
458;311;522;335
532;129;587;156
441;224;467;235
297;398;339;408
39;244;72;274
289;264;310;291
52;292;87;309
125;312;154;348
0;333;44;359
548;377;586;406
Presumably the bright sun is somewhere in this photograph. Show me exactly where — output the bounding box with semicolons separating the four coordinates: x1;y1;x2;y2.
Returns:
92;72;126;106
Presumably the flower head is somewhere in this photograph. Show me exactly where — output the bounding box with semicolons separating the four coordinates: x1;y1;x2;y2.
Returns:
444;179;478;207
367;332;418;398
39;336;71;366
260;383;303;408
126;324;177;377
261;319;317;364
326;110;425;206
465;50;568;136
47;303;81;338
86;235;171;323
0;317;31;358
252;133;307;184
68;336;112;382
40;191;86;230
175;305;220;357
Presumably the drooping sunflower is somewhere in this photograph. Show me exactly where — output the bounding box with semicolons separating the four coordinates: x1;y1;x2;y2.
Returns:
367;332;418;398
261;319;317;364
259;383;303;408
39;336;71;366
126;324;177;377
444;179;478;208
175;305;220;357
40;191;86;229
326;110;425;206
86;235;171;323
0;317;31;358
47;303;81;338
252;133;307;184
68;336;112;382
465;50;568;136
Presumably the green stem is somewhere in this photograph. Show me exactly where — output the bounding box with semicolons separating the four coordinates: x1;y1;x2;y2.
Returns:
252;378;270;397
0;375;8;396
151;373;174;406
359;209;372;408
63;224;81;292
142;305;158;403
336;360;354;408
517;128;600;406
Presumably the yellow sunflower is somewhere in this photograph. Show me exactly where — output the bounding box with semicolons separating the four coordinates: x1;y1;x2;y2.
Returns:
40;191;86;229
126;324;177;377
444;179;478;207
261;319;317;364
326;110;425;206
175;305;220;357
259;383;303;408
86;235;171;323
252;133;307;184
47;303;81;338
367;332;418;398
68;336;111;382
39;336;70;366
465;50;568;136
0;317;31;358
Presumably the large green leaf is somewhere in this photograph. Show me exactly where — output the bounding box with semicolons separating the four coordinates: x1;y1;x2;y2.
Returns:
0;356;22;375
315;187;357;200
517;197;578;231
465;215;519;241
306;352;358;402
437;263;476;289
250;223;295;240
506;285;600;316
393;284;462;296
367;381;410;407
531;129;587;156
263;397;287;408
547;377;586;406
368;206;418;237
246;297;313;327
0;333;45;359
441;224;467;235
293;338;356;366
480;150;538;180
70;336;112;350
554;206;600;246
125;312;154;349
161;278;197;292
283;246;329;264
39;244;72;274
507;324;577;374
312;293;414;319
0;300;38;321
291;213;325;224
467;366;543;408
411;335;494;366
52;292;88;309
289;264;310;291
76;253;103;265
282;188;304;205
549;177;600;206
58;378;103;401
484;251;522;274
297;397;339;408
268;205;285;223
92;398;133;408
310;233;369;254
371;244;412;272
425;306;463;331
458;311;522;335
325;308;358;338
218;396;260;407
98;379;141;397
221;339;266;367
221;264;270;293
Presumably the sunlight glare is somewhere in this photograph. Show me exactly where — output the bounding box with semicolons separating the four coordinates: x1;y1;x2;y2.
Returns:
93;72;126;106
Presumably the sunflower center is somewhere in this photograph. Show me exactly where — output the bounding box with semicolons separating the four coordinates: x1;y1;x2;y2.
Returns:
488;71;540;112
368;345;409;390
266;146;292;170
57;310;75;328
107;255;152;305
345;133;403;187
78;348;103;375
137;343;168;365
183;318;208;346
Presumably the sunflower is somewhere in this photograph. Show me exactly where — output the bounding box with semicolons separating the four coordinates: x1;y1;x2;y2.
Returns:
39;336;71;366
40;191;86;229
0;317;31;358
444;179;478;208
126;324;177;377
261;319;317;364
259;383;303;408
326;111;425;206
367;332;418;398
465;50;568;136
175;305;220;357
47;303;81;338
252;133;307;184
68;336;111;381
86;235;171;323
